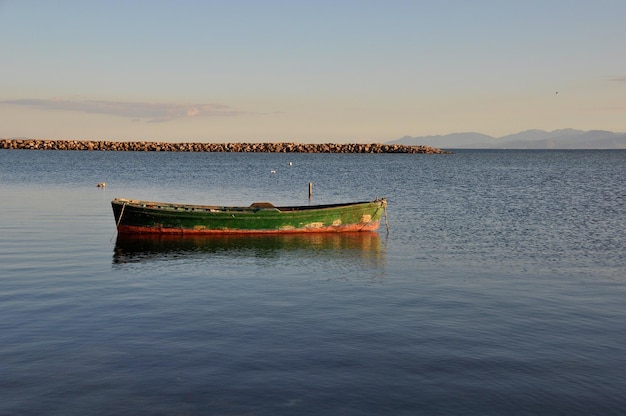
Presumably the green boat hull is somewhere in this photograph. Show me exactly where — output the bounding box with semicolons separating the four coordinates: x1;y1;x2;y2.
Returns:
112;198;387;235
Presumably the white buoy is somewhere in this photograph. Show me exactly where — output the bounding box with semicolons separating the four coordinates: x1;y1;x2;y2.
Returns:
288;162;293;166
270;170;277;174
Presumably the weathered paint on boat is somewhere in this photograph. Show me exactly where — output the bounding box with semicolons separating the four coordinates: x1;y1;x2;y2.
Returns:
112;198;387;235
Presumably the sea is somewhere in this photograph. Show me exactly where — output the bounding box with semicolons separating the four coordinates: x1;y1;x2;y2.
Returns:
1;149;625;415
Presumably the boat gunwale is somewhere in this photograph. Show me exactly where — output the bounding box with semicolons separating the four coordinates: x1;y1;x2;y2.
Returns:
112;197;385;213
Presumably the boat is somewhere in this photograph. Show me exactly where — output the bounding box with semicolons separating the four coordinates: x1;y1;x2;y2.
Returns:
111;197;387;235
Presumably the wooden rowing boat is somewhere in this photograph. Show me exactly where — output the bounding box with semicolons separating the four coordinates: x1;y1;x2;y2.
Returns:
112;197;387;235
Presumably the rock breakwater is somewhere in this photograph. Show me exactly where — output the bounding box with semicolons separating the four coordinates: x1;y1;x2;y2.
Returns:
0;139;450;154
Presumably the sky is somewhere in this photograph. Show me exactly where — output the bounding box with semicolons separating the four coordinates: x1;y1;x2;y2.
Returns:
1;0;625;143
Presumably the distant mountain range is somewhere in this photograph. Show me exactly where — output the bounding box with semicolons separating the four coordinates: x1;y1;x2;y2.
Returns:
389;129;626;149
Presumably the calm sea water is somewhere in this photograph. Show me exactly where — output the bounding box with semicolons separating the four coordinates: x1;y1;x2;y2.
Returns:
1;149;625;415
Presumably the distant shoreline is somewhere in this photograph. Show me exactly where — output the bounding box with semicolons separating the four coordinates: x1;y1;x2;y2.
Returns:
0;139;451;154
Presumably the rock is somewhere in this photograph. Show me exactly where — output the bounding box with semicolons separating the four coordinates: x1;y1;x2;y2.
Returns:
0;139;452;154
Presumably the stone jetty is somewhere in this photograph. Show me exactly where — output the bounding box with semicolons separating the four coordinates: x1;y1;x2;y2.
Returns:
0;139;450;154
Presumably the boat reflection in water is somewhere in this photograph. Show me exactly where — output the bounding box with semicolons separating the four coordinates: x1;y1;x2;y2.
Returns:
113;231;386;268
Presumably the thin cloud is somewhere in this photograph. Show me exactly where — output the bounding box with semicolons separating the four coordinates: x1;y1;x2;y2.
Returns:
608;76;626;82
1;98;248;122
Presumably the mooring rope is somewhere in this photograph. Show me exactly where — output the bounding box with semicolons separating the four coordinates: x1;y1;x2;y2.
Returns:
116;202;127;228
110;202;126;242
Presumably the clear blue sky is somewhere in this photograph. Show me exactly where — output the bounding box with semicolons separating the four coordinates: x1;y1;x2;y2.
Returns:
1;0;624;142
